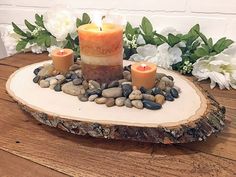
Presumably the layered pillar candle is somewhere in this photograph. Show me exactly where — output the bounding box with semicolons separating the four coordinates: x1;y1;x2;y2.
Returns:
131;62;157;89
51;49;74;73
78;23;123;84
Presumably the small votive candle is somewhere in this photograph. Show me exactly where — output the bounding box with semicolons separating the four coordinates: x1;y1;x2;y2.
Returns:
131;62;157;89
51;49;74;73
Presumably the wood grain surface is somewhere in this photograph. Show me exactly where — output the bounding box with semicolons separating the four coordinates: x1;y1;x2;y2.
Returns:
0;53;236;177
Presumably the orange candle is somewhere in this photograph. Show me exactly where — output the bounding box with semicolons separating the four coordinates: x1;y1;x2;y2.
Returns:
131;62;157;89
51;49;74;73
78;23;123;83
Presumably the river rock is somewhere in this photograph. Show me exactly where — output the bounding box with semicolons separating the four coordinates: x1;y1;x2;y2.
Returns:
167;75;174;81
143;100;162;110
78;94;88;102
69;64;81;71
71;73;78;80
123;71;131;81
157;81;166;90
124;99;132;108
33;76;41;83
82;80;89;90
49;78;58;86
161;76;174;87
118;79;128;85
33;67;41;75
156;73;166;81
55;74;65;81
39;80;50;88
129;90;143;100
170;88;179;98
88;94;98;102
95;97;107;104
122;84;133;98
152;87;163;95
87;88;102;96
73;78;82;85
105;98;115;107
165;92;174;101
38;64;54;77
54;84;62;92
62;82;85;96
115;97;126;106
102;88;122;98
155;94;165;105
140;86;147;94
108;80;119;88
131;100;143;109
89;80;100;89
75;70;83;78
142;94;155;102
101;83;108;90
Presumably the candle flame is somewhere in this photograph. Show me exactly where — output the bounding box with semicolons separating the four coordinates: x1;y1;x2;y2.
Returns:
92;11;103;31
59;49;64;55
141;63;147;68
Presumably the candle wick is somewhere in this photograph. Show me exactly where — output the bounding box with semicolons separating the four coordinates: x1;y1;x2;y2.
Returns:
99;27;102;31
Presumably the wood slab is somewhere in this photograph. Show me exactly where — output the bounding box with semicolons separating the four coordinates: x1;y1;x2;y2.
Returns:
1;53;236;177
6;60;225;144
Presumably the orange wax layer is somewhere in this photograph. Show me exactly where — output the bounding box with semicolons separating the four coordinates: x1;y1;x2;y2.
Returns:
78;23;123;56
82;62;123;84
51;49;74;73
131;62;157;89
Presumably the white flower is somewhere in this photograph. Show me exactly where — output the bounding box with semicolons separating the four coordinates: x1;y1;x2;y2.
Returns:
1;25;21;56
47;45;61;56
192;44;236;89
26;43;46;54
44;7;76;41
160;27;180;36
130;43;182;69
136;35;146;45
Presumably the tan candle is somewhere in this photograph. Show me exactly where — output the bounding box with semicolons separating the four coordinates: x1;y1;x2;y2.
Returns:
78;23;123;83
51;49;74;73
131;62;157;89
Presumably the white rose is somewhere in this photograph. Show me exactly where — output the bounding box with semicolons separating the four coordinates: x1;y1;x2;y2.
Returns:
1;25;21;56
192;44;236;89
130;43;182;69
44;7;76;41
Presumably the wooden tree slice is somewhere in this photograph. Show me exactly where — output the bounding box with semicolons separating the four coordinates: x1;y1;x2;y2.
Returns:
6;60;225;144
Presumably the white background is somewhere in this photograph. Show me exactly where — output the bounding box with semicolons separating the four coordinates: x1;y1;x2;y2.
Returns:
0;0;236;59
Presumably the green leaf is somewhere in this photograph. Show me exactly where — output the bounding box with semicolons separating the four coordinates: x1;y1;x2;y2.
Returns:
12;22;27;37
141;17;153;35
213;37;234;53
35;14;44;28
208;38;213;48
155;33;168;43
190;24;200;34
36;32;50;46
153;37;164;46
82;13;91;24
167;34;181;47
24;20;36;32
194;48;209;57
45;36;51;47
16;40;28;51
125;22;135;40
76;18;82;27
199;32;208;45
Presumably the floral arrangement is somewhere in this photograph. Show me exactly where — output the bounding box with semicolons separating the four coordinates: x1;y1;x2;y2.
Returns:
1;8;235;90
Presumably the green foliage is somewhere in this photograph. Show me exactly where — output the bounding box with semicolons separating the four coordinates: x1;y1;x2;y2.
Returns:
24;20;36;32
76;13;91;27
16;40;28;51
12;13;234;74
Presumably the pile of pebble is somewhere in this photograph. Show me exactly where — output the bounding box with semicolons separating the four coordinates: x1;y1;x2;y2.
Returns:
32;61;180;110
